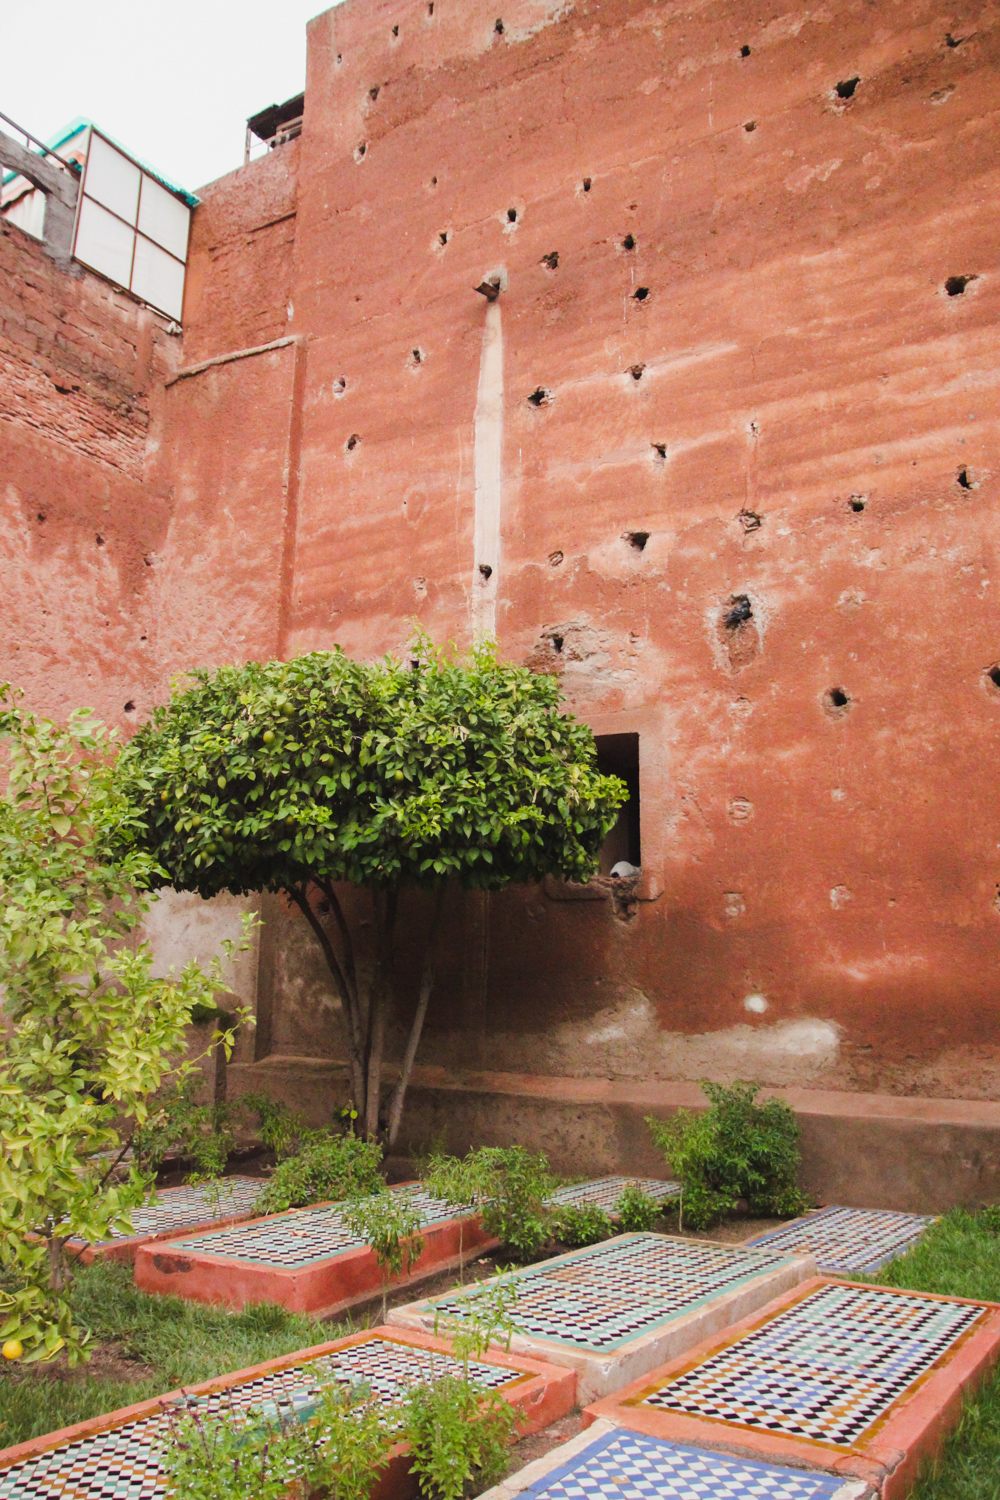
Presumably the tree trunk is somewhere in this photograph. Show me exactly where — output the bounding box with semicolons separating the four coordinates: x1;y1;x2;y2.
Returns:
385;882;446;1147
364;889;398;1140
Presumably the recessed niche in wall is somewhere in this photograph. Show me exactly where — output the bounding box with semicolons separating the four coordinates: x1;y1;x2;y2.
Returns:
595;733;640;874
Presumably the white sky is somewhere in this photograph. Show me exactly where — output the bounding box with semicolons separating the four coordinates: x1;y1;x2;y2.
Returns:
2;0;337;193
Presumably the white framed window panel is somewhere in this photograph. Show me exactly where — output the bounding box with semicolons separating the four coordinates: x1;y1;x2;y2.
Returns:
72;127;191;320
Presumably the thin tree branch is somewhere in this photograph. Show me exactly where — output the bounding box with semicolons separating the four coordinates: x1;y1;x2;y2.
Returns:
386;882;446;1148
316;877;360;1013
363;887;398;1141
287;884;366;1112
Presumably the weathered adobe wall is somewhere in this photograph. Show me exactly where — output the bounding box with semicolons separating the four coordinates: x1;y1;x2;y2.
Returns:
236;0;1000;1164
0;218;176;725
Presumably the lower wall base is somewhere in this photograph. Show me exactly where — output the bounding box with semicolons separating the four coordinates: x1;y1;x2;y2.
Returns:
228;1058;1000;1216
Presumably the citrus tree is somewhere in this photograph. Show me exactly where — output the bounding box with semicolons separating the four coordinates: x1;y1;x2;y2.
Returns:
0;688;251;1365
114;637;626;1143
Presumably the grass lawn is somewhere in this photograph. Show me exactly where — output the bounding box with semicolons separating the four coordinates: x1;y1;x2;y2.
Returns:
872;1208;1000;1499
0;1260;336;1450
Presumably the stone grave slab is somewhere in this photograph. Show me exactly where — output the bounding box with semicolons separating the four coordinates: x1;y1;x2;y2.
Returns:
133;1183;497;1315
478;1417;865;1500
68;1177;264;1265
546;1177;680;1214
745;1205;935;1274
585;1277;1000;1499
0;1327;574;1500
389;1231;816;1402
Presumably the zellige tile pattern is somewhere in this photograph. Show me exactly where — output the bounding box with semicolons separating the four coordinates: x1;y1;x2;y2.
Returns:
172;1185;461;1267
0;1337;520;1500
546;1178;680;1212
429;1233;797;1352
640;1282;988;1447
89;1177;262;1243
745;1205;934;1274
518;1425;851;1500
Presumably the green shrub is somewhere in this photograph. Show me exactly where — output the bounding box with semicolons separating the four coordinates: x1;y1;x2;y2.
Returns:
552;1203;613;1247
423;1153;495;1282
614;1185;660;1233
979;1204;1000;1234
646;1081;810;1231
404;1376;516;1500
254;1131;384;1214
467;1147;555;1262
341;1189;425;1321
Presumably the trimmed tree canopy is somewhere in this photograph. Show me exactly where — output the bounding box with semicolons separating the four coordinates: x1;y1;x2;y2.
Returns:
115;638;627;1139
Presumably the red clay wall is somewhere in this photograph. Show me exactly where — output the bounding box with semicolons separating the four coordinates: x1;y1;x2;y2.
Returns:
249;0;1000;1128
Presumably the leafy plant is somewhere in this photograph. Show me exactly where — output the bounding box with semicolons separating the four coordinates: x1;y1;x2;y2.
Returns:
241;1092;307;1162
552;1203;613;1247
432;1277;521;1373
423;1152;494;1282
404;1377;516;1500
158;1379;397;1500
254;1130;384;1214
613;1185;660;1233
468;1146;555;1261
114;637;626;1143
133;1077;239;1183
646;1081;810;1231
0;688;252;1365
341;1189;425;1321
979;1204;1000;1234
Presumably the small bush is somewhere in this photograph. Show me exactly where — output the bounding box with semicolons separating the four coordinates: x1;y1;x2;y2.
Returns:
404;1376;517;1500
646;1081;810;1231
468;1147;555;1261
614;1185;660;1233
979;1204;1000;1234
254;1131;384;1214
552;1203;613;1247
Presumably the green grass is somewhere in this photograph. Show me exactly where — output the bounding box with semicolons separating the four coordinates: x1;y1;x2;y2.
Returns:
0;1260;339;1449
871;1208;1000;1500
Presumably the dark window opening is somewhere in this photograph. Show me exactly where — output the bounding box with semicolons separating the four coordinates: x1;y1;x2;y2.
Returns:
595;732;640;874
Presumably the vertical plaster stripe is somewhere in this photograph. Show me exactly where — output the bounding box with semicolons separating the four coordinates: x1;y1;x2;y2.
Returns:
472;300;503;638
276;336;309;658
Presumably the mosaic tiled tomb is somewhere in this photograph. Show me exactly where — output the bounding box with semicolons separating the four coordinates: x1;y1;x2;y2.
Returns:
478;1417;866;1500
133;1183;498;1315
586;1277;1000;1499
68;1177;263;1265
0;1327;575;1500
546;1178;680;1214
389;1232;816;1402
746;1206;936;1275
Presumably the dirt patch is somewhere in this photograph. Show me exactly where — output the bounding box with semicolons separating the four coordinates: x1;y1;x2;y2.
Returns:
506;1408;587;1472
4;1343;156;1388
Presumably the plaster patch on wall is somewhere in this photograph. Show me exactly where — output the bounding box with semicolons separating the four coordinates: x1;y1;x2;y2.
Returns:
142;889;260;1011
417;993;841;1085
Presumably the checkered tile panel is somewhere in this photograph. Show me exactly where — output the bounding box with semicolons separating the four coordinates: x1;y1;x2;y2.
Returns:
745;1205;934;1274
642;1282;987;1447
520;1426;849;1500
429;1233;796;1352
84;1178;263;1245
171;1184;462;1267
546;1178;680;1212
0;1337;518;1500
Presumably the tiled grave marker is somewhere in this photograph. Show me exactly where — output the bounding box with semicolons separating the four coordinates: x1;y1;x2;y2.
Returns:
586;1277;1000;1499
546;1177;680;1213
134;1183;497;1315
68;1177;264;1265
389;1231;815;1401
746;1204;935;1274
0;1328;574;1500
478;1417;865;1500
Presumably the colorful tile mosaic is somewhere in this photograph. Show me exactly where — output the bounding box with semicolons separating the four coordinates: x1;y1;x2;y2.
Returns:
85;1177;262;1244
427;1233;798;1352
546;1178;680;1212
745;1205;934;1274
639;1282;988;1447
515;1425;852;1500
0;1337;520;1500
171;1184;460;1268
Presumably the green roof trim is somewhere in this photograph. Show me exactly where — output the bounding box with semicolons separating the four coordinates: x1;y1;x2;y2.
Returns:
3;117;199;208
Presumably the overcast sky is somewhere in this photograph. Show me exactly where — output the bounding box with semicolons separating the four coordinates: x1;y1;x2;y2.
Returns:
3;0;335;193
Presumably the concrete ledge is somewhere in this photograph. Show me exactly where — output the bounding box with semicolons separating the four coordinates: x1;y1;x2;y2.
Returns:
229;1058;1000;1214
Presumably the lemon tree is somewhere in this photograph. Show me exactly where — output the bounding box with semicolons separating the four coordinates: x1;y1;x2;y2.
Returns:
114;635;625;1143
0;688;252;1365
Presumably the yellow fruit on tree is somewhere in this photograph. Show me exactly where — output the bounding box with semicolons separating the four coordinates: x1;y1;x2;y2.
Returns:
2;1339;23;1360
